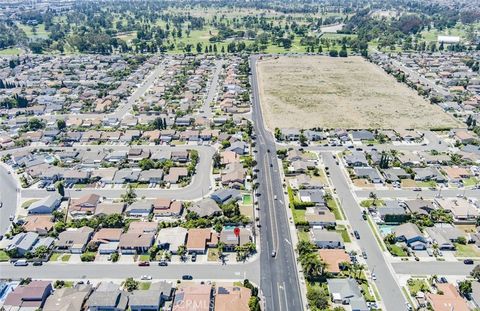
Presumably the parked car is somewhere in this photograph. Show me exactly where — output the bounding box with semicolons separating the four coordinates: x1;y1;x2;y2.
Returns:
464;259;474;265
191;253;197;262
32;261;43;266
13;260;28;266
354;230;360;239
271;250;277;257
182;275;193;280
138;261;150;266
141;275;152;280
158;261;168;266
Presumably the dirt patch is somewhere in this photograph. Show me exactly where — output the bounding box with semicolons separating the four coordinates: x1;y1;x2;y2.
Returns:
256;55;461;130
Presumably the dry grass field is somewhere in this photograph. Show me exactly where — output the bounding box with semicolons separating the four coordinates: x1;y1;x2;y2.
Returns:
256;56;462;130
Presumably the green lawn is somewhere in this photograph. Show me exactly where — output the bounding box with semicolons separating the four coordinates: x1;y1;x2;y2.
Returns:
0;250;10;262
455;244;480;258
22;199;39;209
0;48;23;55
297;230;310;242
292;208;306;223
416;180;437;188
139;254;150;261
367;218;386;251
463;177;478;187
407;279;430;295
207;248;220;262
336;225;351;243
49;253;61;261
327;197;344;220
139;282;151;290
360;283;376;302
61;254;71;262
360;199;385;208
387;244;408;257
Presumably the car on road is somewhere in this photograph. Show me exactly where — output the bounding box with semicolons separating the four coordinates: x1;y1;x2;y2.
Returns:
32;261;43;266
362;250;367;259
141;275;152;280
158;261;168;266
413;187;422;191
274;195;277;200
9;214;14;221
0;201;2;208
182;275;193;280
138;261;150;266
13;259;28;266
362;212;367;220
271;250;276;257
464;259;474;264
371;272;376;280
354;230;360;239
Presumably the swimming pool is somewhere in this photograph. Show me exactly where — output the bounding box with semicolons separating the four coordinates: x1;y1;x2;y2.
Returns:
378;224;396;236
242;194;252;205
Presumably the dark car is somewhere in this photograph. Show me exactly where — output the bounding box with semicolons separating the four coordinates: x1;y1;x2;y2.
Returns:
32;261;43;266
138;261;150;266
191;253;197;262
439;277;448;283
464;259;474;265
182;275;193;280
354;230;360;239
158;261;168;266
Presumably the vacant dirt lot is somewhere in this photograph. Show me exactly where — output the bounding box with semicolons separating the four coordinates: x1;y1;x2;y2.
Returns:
256;56;461;130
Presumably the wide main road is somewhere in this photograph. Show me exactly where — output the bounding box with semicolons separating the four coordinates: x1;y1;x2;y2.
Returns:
0;261;260;283
0;165;18;235
322;152;406;310
250;56;303;311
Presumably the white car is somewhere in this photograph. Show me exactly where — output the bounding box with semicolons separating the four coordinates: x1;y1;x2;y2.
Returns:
140;275;152;280
371;272;376;280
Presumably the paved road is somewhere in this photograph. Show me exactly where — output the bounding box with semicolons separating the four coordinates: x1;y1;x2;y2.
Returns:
19;145;215;200
199;60;223;119
0;166;18;235
322;152;407;310
393;261;474;276
251;56;304;311
355;189;480;199
0;261;260;283
112;60;166;120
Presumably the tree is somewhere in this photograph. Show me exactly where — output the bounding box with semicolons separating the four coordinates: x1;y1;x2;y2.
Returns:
33;245;49;258
124;277;139;291
329;49;338;57
471;264;480;281
458;280;472;297
306;286;329;310
121;184;137;204
57;119;66;131
56;181;65;197
178;245;187;261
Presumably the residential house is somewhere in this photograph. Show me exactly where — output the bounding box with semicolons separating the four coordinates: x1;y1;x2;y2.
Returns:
393;223;427;250
156;227;188;254
214;286;251;311
3;281;53;311
318;249;351;274
435;198;479;221
69;194;101;216
354;167;384;183
344;152;368;167
210;188;241;205
327;278;368;311
7;232;39;256
311;228;344;249
28;193;62;214
56;226;94;253
190;198;222;218
426;283;469;311
152;199;183;218
23;215;54;235
404;199;436;216
425;224;464;250
186;228;219;254
125;201;153;218
95;202;125;216
92;228;123;255
43;284;93;311
172;284;212;311
219;228;252;252
86;283;128;311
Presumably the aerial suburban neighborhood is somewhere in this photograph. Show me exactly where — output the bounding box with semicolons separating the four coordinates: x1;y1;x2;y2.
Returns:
0;0;479;310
